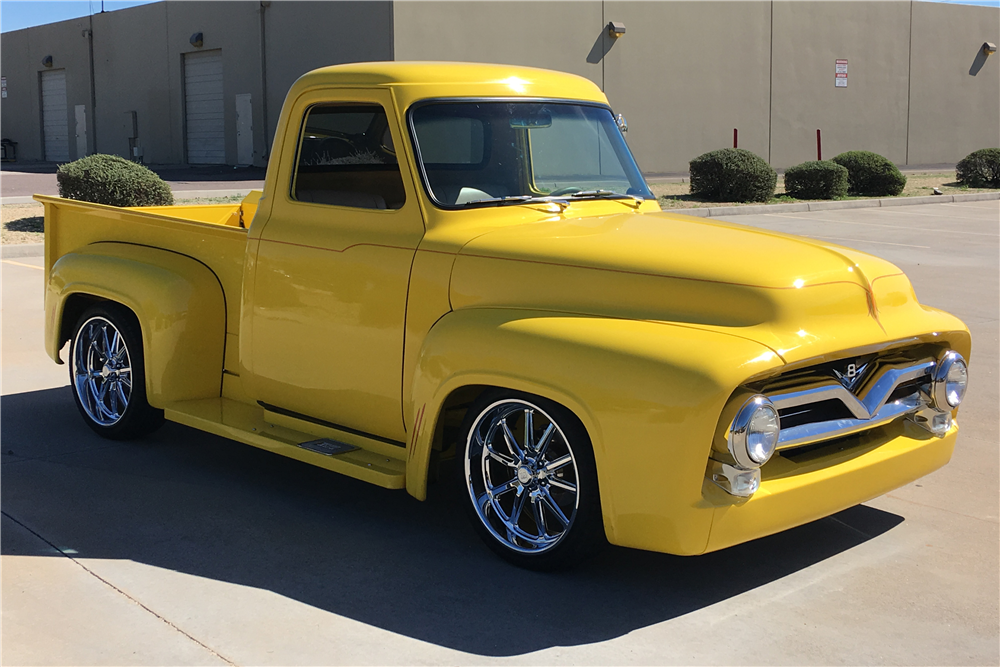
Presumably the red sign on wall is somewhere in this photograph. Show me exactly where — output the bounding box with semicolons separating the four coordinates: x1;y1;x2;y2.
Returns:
835;59;848;87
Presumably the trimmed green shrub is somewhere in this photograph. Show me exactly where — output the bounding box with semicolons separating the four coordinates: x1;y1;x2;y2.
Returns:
830;150;906;197
57;154;173;207
956;148;1000;188
689;148;777;203
783;160;849;200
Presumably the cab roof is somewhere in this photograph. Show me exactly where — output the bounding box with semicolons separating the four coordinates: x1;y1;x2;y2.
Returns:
290;61;609;108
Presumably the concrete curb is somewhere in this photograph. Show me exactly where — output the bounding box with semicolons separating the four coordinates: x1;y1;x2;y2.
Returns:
2;243;44;258
0;188;258;206
664;191;1000;217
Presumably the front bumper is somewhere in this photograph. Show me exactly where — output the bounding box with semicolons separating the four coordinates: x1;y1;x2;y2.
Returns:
701;420;957;554
606;419;957;555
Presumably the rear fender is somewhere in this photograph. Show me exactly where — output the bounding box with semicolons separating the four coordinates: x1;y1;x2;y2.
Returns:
46;243;226;406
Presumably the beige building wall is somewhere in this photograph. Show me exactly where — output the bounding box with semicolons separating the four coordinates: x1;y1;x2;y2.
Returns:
1;1;997;170
0;17;94;162
601;1;772;173
90;3;171;162
93;2;266;165
392;1;604;88
907;2;1000;164
769;1;912;168
3;1;391;166
163;2;266;165
263;2;393;154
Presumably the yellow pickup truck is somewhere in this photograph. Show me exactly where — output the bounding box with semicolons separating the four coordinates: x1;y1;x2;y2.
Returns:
40;62;971;569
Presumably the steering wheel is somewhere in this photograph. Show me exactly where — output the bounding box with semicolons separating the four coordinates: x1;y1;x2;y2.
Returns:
548;186;582;196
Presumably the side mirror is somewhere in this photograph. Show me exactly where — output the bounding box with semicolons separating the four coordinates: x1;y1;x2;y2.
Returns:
615;113;628;135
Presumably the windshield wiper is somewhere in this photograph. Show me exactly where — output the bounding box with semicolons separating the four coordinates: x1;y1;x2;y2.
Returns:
461;195;565;209
565;190;644;207
460;191;642;210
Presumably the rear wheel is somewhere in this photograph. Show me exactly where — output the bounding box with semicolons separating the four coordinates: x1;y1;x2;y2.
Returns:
70;303;163;440
458;390;604;570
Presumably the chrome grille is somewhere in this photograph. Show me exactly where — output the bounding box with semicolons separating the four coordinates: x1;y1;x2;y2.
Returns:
766;358;936;450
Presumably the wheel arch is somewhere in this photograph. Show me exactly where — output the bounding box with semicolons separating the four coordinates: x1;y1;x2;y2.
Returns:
48;243;226;407
404;307;784;553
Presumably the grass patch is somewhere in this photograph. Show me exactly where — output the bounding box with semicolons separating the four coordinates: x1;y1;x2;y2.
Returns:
651;171;998;209
174;194;247;204
2;203;44;244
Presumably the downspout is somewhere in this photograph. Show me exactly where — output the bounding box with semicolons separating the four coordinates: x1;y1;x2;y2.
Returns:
88;13;98;152
259;0;270;162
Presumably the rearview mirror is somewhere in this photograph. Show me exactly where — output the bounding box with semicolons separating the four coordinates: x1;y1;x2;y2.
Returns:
510;111;552;128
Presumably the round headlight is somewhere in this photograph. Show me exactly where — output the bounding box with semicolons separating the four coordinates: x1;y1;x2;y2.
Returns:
728;396;780;470
932;351;968;409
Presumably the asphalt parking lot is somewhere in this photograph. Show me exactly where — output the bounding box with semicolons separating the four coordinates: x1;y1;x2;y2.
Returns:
2;201;997;665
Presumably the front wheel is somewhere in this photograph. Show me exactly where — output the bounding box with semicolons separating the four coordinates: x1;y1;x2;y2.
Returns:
70;303;164;440
458;391;604;570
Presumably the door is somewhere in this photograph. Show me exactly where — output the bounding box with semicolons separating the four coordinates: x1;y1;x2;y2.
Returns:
40;69;69;162
235;93;253;166
247;89;422;442
184;50;225;164
74;104;87;158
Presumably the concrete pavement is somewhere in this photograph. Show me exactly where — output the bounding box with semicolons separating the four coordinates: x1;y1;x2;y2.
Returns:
1;202;997;664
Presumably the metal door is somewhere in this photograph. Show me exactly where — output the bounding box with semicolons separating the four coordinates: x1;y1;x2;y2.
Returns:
74;104;88;158
235;93;253;165
183;50;225;164
40;70;69;162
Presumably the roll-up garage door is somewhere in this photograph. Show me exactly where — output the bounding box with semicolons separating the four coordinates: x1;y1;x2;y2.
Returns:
184;50;225;164
41;69;70;162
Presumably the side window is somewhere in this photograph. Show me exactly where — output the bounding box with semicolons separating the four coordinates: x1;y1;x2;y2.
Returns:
292;104;405;210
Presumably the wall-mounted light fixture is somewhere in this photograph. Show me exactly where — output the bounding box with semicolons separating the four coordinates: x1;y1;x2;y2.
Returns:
983;42;997;56
607;21;626;38
42;55;53;67
190;32;204;48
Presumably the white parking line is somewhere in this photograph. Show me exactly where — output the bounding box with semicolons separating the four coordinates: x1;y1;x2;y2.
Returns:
762;213;1000;237
801;234;931;249
2;259;43;270
866;207;997;223
941;202;1000;210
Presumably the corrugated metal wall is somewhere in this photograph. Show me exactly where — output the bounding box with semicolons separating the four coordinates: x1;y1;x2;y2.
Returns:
40;69;69;162
183;50;226;164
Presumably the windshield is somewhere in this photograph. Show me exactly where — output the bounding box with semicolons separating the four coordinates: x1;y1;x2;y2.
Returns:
409;101;653;208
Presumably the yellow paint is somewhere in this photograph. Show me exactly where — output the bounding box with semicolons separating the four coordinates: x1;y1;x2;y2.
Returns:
40;62;971;556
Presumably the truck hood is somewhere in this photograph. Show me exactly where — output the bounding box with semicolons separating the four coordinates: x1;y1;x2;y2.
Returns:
449;210;952;364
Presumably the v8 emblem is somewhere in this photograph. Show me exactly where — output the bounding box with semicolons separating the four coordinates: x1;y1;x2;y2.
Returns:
833;360;869;391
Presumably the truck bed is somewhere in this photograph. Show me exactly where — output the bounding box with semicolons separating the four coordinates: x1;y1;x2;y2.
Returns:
37;192;260;334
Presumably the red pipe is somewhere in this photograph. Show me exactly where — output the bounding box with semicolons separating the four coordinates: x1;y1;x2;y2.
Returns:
816;129;822;161
733;128;738;148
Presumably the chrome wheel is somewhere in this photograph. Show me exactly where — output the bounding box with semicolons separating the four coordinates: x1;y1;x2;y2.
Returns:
464;399;581;554
72;316;133;427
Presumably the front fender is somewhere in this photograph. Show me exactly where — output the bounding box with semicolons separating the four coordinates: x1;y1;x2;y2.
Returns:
46;243;226;406
406;308;782;554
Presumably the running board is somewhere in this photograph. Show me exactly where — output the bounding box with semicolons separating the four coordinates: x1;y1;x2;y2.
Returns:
163;398;406;489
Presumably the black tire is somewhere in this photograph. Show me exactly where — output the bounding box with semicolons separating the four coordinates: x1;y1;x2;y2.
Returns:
69;302;164;440
457;389;605;570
